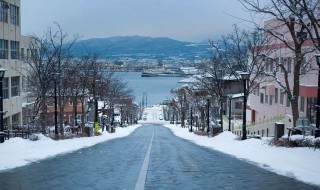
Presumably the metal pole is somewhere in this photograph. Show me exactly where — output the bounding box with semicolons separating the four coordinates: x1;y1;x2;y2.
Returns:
242;79;247;140
220;98;223;132
54;77;58;136
0;78;3;143
207;98;210;134
228;97;231;131
94;98;98;124
190;106;193;132
316;67;320;129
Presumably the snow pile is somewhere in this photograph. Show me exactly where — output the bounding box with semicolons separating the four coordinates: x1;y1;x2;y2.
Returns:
0;124;142;171
164;124;320;187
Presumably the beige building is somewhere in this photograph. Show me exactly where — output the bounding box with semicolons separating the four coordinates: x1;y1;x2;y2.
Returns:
0;0;23;129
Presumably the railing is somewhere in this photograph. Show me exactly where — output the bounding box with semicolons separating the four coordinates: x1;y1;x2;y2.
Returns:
3;129;33;140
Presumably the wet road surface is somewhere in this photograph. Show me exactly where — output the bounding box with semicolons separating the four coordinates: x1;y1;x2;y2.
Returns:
0;124;318;190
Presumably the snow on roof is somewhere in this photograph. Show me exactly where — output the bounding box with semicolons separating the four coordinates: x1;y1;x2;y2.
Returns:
229;93;244;99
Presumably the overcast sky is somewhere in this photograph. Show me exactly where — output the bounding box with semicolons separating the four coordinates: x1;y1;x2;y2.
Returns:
21;0;253;43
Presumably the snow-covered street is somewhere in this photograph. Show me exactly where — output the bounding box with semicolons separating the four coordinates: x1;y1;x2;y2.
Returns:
0;105;319;188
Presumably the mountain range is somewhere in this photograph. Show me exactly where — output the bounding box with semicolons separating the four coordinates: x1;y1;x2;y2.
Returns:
72;36;211;60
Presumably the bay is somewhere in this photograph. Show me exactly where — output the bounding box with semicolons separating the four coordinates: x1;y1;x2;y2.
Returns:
115;72;185;106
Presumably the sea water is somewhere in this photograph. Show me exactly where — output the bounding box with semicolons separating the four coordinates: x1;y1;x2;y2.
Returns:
115;72;185;106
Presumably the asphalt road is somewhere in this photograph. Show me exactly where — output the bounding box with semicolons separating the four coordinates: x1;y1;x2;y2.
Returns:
0;124;318;190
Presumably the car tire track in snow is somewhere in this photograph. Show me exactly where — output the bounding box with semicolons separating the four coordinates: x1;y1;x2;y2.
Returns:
134;128;154;190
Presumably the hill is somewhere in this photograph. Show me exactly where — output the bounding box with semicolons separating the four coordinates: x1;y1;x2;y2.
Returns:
72;36;210;60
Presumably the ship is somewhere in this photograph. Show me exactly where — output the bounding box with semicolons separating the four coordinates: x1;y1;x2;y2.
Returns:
141;67;198;77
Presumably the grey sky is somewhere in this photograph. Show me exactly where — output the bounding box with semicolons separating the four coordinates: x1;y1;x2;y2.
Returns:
21;0;252;42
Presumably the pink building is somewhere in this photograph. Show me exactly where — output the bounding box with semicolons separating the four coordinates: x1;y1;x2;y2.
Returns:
248;18;319;128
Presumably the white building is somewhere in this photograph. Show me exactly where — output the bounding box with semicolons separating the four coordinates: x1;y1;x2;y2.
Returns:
0;0;23;129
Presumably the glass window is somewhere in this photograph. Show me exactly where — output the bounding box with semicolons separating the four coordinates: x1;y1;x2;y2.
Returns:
2;77;8;99
235;102;242;109
0;1;8;23
11;76;19;97
10;41;19;59
280;91;284;105
0;39;8;59
280;58;285;73
12;113;20;127
260;93;264;104
300;97;305;112
265;95;269;105
286;95;291;107
287;57;292;74
9;4;19;25
275;88;278;104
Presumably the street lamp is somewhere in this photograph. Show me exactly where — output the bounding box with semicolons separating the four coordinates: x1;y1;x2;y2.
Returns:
94;80;100;134
190;105;193;132
0;68;6;143
240;72;249;140
315;55;320;129
220;97;223;132
53;72;59;137
206;95;211;135
228;95;232;132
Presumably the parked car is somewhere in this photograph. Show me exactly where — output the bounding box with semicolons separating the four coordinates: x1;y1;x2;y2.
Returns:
143;115;147;121
47;125;72;134
159;114;163;120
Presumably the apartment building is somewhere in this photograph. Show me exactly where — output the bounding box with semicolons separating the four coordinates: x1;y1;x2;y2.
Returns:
248;18;319;129
0;0;23;129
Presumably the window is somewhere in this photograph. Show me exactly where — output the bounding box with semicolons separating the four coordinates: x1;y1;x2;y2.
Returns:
300;97;305;112
20;48;24;59
260;93;264;104
265;58;270;72
9;4;19;25
280;91;284;105
269;95;273;105
275;58;280;72
275;88;278;103
235;102;242;109
265;94;269;105
0;39;8;59
12;113;20;126
270;59;274;72
11;76;19;97
287;57;292;74
10;41;19;59
280;57;285;73
2;77;8;99
0;1;8;23
286;95;291;107
26;49;30;61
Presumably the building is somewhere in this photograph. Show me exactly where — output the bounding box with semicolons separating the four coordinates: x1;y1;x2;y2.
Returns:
248;18;319;130
0;0;23;129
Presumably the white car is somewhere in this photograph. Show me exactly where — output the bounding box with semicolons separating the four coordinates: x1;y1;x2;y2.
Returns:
142;115;147;121
159;114;163;120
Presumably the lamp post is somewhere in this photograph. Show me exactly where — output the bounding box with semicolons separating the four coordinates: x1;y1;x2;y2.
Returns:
190;106;193;132
228;95;232;132
206;95;211;135
94;80;100;133
0;68;6;143
315;55;320;129
240;72;249;140
53;72;59;137
220;97;223;132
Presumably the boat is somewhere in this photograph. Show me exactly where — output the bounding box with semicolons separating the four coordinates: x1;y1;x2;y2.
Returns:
141;67;185;77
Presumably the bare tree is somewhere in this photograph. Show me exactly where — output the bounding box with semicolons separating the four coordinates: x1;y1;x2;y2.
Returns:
238;0;318;127
22;23;78;135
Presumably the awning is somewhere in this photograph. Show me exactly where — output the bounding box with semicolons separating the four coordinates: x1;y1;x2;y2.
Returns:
300;85;317;98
